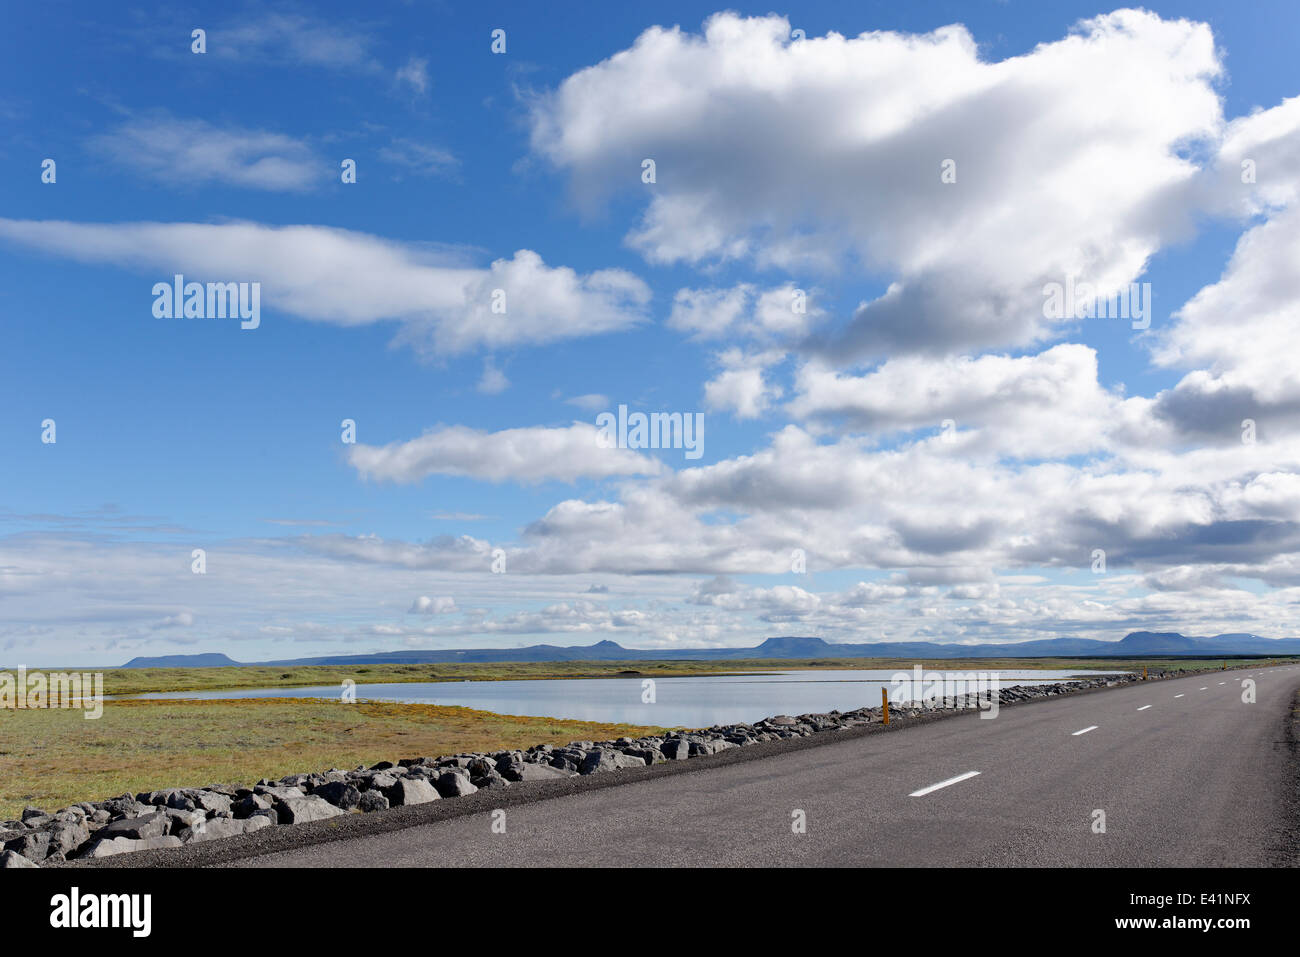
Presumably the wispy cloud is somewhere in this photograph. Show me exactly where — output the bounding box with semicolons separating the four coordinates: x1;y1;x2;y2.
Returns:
476;360;510;395
89;115;325;191
394;56;431;96
378;137;458;178
348;423;664;484
564;393;609;412
212;11;381;71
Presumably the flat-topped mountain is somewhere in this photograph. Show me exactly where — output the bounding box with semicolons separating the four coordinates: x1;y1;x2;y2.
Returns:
750;636;835;657
121;652;242;669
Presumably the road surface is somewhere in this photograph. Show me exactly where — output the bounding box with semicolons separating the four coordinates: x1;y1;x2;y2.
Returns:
226;666;1300;867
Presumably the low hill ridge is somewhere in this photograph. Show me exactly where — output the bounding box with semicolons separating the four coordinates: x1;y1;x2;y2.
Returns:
115;632;1300;668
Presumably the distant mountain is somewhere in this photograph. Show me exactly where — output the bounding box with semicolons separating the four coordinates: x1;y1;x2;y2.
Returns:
121;652;242;668
1115;631;1287;654
750;636;834;657
1114;631;1201;654
117;632;1300;668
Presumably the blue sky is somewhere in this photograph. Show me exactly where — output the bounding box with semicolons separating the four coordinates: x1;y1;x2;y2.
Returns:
3;2;1300;666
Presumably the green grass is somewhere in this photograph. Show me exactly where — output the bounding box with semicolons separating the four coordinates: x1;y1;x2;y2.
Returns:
0;697;663;820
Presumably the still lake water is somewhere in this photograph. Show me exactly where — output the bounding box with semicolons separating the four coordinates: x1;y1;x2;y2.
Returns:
132;669;1118;728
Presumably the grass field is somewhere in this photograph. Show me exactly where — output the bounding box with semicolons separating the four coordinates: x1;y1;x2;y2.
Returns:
91;655;1297;696
0;697;662;820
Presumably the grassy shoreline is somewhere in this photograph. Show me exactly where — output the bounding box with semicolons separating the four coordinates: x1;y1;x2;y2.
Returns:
86;656;1297;697
0;698;662;820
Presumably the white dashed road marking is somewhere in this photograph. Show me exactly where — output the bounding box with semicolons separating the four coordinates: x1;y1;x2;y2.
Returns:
1175;693;1185;698
1072;726;1098;736
1137;705;1152;711
909;771;981;797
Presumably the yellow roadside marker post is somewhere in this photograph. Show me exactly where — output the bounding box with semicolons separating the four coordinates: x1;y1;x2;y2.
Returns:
1143;666;1148;681
882;687;890;725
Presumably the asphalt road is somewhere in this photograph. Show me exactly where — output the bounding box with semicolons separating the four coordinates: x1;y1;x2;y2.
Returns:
228;666;1300;868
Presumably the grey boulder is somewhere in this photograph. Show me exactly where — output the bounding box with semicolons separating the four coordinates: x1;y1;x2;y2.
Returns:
137;789;178;806
466;757;496;777
434;770;479;798
232;793;273;818
253;785;305;802
48;821;91;856
660;739;692;760
690;739;734;756
164;808;208;834
183;816;272;843
3;831;52;863
360;772;398;792
164;791;198;811
312;781;362;810
100;796;149;818
81;835;184;859
275;795;345;824
579;750;645;775
470;769;510;790
624;747;666;765
383;778;440;807
193;791;233;815
498;758;574;782
98;811;171;841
